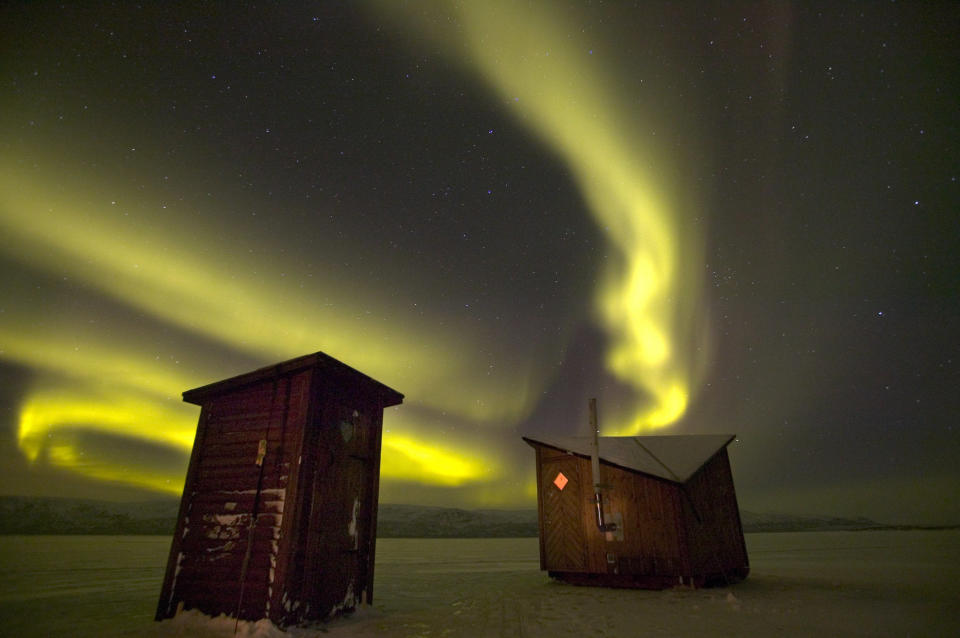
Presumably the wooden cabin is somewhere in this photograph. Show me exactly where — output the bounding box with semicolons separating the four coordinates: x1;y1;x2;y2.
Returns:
156;352;403;626
523;433;749;588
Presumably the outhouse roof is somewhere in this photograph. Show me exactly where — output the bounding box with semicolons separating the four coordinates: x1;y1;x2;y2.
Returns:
182;351;404;407
523;433;736;483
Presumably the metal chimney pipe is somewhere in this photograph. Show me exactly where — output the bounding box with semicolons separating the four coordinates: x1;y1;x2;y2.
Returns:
589;398;616;532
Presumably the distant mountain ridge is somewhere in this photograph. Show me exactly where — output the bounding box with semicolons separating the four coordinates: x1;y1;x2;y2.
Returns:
738;510;881;533
377;503;538;537
0;495;927;536
0;496;180;535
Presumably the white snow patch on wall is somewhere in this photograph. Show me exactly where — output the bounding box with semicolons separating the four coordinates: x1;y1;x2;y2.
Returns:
327;580;356;618
348;497;359;540
214;487;287;496
281;591;302;613
209;513;245;526
163;551;186;615
262;499;285;513
205;541;236;554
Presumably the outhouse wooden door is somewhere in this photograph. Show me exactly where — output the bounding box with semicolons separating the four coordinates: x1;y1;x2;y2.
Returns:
303;403;377;614
540;455;586;571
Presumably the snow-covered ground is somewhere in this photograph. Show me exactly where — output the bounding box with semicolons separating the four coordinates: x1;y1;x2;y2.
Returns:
0;531;956;637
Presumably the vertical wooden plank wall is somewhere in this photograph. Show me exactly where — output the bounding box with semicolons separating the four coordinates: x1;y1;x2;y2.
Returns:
578;455;685;581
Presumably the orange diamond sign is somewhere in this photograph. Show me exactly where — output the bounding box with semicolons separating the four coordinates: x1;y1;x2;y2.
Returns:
553;472;569;491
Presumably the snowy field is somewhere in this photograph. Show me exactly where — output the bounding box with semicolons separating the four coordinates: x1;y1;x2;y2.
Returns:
0;531;957;637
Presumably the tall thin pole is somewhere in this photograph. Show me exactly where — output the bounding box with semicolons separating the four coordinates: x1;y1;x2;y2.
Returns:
589;398;601;491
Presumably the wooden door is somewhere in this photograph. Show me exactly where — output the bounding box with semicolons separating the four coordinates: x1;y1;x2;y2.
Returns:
305;403;374;617
541;456;586;571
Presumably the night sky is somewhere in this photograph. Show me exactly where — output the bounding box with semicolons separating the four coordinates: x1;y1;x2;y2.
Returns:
1;1;957;524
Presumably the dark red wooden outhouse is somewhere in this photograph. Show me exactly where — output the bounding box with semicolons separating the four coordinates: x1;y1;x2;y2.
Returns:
156;352;402;626
524;433;749;588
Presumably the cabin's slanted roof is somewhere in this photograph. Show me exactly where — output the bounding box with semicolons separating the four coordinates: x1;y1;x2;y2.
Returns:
523;434;736;483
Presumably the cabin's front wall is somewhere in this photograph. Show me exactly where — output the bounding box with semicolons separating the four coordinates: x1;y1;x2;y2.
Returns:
535;444;689;587
156;369;312;621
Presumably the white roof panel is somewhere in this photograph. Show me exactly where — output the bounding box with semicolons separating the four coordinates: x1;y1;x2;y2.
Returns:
524;434;736;483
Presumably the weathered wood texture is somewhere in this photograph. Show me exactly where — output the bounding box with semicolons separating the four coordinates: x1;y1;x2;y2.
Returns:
529;439;748;589
156;352;402;627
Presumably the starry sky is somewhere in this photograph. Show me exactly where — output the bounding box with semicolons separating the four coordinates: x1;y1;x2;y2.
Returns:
1;1;957;524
